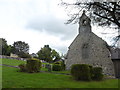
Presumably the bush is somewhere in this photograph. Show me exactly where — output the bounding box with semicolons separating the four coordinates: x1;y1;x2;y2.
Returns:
52;64;62;71
18;52;31;58
71;64;91;81
88;65;93;78
54;61;61;64
61;61;66;70
92;67;103;81
18;64;27;72
26;58;41;73
54;61;65;71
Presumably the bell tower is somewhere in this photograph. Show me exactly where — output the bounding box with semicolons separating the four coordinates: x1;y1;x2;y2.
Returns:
79;10;91;34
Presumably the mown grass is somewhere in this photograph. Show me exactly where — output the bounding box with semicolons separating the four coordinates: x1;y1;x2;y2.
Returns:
1;58;70;74
1;58;26;66
1;58;119;88
2;66;119;88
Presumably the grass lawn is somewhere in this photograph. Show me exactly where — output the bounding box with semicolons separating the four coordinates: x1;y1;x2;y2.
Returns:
1;58;70;74
1;58;26;66
2;66;119;88
1;58;119;88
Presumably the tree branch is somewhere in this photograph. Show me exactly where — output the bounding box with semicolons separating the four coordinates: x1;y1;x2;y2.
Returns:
94;12;114;22
94;2;112;13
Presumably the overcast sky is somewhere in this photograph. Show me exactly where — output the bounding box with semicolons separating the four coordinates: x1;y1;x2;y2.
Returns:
0;0;117;54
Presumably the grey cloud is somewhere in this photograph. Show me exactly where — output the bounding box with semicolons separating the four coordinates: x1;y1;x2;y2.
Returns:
26;15;78;40
51;45;68;54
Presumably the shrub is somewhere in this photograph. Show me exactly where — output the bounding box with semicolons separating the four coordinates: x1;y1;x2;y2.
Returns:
54;61;61;64
52;64;62;71
88;65;93;78
18;64;27;72
54;61;65;71
71;64;91;81
26;58;41;73
61;61;66;70
92;67;103;81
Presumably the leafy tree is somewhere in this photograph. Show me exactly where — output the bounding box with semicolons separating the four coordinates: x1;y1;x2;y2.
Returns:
37;45;52;62
13;41;30;58
51;49;61;62
37;45;61;63
13;41;29;54
6;45;12;56
61;1;120;45
0;38;11;56
17;51;31;58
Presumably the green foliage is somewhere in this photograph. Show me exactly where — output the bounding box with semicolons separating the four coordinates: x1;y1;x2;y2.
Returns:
88;65;93;78
71;64;91;81
54;61;65;71
71;64;104;81
51;49;61;61
13;41;29;58
61;61;66;70
52;64;62;71
18;64;27;72
26;58;41;73
37;45;52;63
37;45;61;63
0;38;12;56
18;51;31;58
92;67;104;81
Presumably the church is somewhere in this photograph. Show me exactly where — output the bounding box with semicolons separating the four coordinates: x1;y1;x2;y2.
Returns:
65;11;115;76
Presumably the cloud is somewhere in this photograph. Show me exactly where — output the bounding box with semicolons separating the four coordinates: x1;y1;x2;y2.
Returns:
26;14;78;40
0;0;79;54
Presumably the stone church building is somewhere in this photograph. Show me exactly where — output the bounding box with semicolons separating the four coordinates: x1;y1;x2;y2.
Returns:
65;11;115;76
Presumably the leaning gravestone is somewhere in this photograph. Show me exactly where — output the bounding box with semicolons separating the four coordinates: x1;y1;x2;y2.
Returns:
65;11;115;76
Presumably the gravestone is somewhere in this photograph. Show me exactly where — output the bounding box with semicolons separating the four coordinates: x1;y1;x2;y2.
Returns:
65;11;115;76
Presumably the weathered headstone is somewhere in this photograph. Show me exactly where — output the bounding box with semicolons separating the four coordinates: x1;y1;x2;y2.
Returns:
65;11;115;76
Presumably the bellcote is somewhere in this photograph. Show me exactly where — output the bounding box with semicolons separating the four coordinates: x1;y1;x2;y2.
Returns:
79;11;91;34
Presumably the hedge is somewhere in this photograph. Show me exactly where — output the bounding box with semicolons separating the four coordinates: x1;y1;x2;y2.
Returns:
53;61;65;71
26;58;41;73
91;67;104;81
71;64;91;81
71;64;103;81
52;64;62;71
18;64;26;72
18;58;41;73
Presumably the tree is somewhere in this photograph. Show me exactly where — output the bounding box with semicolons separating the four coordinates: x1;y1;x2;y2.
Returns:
13;41;30;58
61;1;120;45
0;38;11;56
37;45;52;62
51;49;61;62
13;41;29;54
37;45;61;63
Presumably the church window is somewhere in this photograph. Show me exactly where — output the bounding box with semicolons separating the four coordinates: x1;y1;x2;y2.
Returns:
82;43;89;59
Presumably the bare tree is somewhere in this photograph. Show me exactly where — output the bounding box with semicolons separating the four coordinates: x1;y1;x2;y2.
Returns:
61;1;120;46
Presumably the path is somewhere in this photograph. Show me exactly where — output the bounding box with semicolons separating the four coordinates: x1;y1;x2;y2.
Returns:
0;64;18;68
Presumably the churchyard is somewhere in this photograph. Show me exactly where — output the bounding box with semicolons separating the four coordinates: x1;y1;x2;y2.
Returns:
1;58;119;88
1;8;120;89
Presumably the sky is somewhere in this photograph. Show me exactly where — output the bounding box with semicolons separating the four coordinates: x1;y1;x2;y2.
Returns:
0;0;118;54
